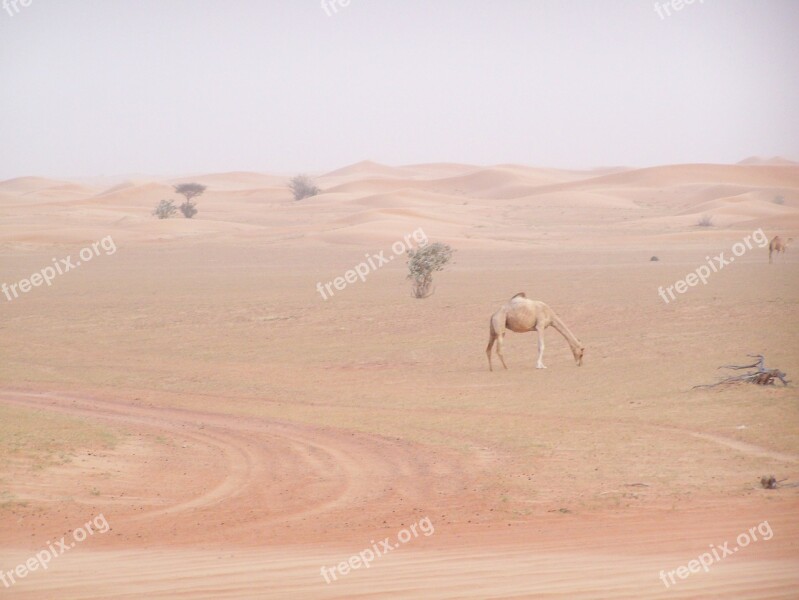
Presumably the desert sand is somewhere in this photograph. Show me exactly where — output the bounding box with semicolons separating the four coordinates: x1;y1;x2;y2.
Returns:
1;160;798;598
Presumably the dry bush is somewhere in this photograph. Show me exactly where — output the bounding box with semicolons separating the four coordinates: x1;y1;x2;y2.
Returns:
697;214;713;227
289;175;321;200
407;242;453;298
152;199;177;219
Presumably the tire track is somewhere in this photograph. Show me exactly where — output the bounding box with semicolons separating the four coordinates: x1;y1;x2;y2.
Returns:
0;390;467;542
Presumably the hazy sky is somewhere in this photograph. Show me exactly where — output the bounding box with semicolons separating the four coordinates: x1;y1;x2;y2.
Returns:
1;0;797;179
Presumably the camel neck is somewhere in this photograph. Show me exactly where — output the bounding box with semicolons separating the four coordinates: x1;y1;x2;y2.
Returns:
551;315;581;350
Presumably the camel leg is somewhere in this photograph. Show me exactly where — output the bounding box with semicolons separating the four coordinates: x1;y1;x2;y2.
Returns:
769;248;773;264
495;333;508;370
488;312;508;371
536;329;547;369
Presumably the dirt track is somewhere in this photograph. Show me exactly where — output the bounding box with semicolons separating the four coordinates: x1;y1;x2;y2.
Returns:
2;389;798;599
0;390;478;548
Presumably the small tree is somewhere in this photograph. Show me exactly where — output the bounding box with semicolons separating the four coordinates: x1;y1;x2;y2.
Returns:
289;174;321;200
173;183;206;202
153;199;177;219
407;242;453;299
174;183;206;218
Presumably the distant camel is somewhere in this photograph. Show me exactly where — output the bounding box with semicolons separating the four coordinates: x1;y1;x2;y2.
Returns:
768;236;793;263
486;293;584;371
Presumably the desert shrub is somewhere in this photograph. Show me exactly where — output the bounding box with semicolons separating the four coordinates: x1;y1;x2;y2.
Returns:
289;174;321;200
697;214;713;227
153;199;177;219
179;200;198;219
407;242;453;299
773;195;785;205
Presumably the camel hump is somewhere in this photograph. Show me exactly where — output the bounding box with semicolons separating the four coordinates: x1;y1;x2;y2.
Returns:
511;292;526;299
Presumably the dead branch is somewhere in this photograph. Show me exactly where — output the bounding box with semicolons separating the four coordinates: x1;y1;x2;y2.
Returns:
693;354;789;389
719;354;765;371
760;476;789;489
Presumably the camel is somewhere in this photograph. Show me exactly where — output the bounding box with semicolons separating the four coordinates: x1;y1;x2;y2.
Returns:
768;236;792;263
486;293;584;371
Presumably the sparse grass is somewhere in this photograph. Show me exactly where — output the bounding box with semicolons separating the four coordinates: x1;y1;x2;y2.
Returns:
0;405;117;472
0;490;28;510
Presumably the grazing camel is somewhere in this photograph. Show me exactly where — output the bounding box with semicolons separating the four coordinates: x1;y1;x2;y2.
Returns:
486;293;584;371
768;236;793;263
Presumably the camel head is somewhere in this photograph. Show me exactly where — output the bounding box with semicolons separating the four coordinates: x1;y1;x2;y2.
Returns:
573;345;585;366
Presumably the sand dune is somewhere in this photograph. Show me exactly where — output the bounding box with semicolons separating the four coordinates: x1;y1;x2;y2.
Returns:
352;189;470;208
4;160;795;248
682;192;793;221
171;171;289;190
0;178;96;205
738;156;798;166
322;160;413;180
89;181;175;204
0;176;78;194
417;166;576;199
399;162;483;179
323;177;430;196
94;179;156;197
520;164;799;200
